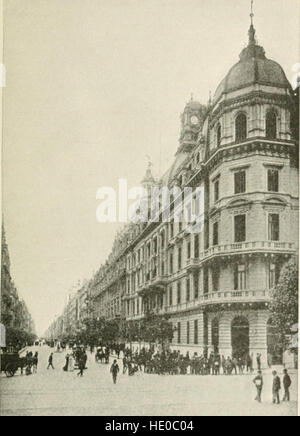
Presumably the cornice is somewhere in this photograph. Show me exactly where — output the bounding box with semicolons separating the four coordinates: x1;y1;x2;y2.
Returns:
206;139;295;173
210;90;293;127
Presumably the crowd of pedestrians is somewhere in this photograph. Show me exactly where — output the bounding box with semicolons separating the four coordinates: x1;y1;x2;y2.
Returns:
42;342;294;406
119;347;256;376
46;345;88;376
108;346;293;405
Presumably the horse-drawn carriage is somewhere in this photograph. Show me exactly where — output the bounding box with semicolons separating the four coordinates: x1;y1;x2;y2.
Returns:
0;351;26;377
95;347;110;364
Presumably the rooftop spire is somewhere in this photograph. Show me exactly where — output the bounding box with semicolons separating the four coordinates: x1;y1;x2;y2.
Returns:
248;0;256;45
240;1;265;60
250;0;254;25
142;156;155;186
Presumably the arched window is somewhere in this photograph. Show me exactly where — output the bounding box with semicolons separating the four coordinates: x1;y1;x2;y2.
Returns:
231;316;249;359
235;113;247;142
266;111;277;139
216;123;222;147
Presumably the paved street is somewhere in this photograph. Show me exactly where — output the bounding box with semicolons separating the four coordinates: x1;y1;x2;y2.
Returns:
0;346;297;416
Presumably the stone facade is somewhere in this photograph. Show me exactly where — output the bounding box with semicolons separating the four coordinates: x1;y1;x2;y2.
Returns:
46;23;298;368
120;24;299;367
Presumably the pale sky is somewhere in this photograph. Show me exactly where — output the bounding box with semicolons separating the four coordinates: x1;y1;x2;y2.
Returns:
2;0;299;335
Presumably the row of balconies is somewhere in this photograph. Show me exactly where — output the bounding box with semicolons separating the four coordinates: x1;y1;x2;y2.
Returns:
128;241;295;294
125;203;295;274
125;289;271;320
97;240;294;302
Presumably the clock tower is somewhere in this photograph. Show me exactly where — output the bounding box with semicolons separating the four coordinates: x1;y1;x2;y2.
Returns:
178;95;206;154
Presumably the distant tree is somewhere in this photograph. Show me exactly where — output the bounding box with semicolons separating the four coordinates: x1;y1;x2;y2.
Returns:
141;312;174;350
5;327;37;350
270;258;298;344
118;319;128;343
82;317;106;345
102;318;121;344
74;317;99;345
123;320;141;347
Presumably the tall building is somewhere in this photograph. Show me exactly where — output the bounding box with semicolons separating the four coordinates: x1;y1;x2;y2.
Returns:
122;21;298;366
1;224;35;337
46;18;298;368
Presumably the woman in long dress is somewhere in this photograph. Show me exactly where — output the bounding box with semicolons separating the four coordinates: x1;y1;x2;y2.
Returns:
69;354;74;372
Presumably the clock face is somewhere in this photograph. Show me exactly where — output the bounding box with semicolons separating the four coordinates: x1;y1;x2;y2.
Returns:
190;115;199;125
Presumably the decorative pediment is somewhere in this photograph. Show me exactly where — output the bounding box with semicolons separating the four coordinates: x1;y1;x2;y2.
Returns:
262;196;287;211
227;198;253;214
263;196;287;205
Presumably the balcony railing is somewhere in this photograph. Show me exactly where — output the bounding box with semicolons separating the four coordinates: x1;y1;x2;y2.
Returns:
126;313;144;321
202;241;295;259
129;289;270;319
185;241;294;269
201;289;270;304
162;289;270;314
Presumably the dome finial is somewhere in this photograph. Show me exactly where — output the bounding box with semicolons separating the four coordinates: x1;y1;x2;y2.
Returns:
250;0;254;26
248;0;256;45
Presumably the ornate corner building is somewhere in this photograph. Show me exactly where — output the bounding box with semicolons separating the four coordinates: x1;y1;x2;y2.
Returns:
46;21;299;368
122;23;299;366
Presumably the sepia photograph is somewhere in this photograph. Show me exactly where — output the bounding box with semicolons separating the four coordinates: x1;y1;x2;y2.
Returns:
0;0;299;418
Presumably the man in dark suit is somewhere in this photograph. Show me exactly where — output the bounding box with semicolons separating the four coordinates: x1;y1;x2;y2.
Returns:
110;359;120;384
47;353;54;370
77;355;85;377
282;369;292;402
272;370;281;404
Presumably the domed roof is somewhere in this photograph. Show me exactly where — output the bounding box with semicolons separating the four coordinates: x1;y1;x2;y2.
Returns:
185;99;203;110
184;95;207;112
213;25;291;104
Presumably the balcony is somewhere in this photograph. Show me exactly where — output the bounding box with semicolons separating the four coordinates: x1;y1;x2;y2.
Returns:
163;289;271;314
125;289;271;319
201;289;270;305
137;280;151;295
149;274;168;289
186;258;201;270
167;241;294;274
202;241;295;261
